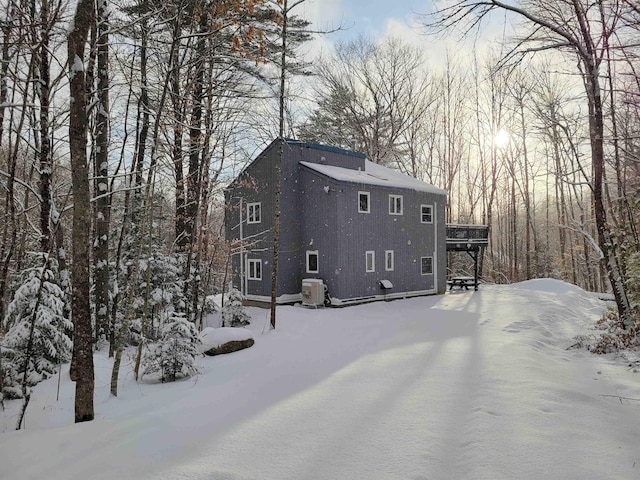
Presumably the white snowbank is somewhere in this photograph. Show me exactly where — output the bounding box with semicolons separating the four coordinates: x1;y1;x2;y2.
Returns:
514;277;590;295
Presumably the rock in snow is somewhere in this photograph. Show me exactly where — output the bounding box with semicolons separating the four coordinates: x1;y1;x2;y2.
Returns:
198;327;254;356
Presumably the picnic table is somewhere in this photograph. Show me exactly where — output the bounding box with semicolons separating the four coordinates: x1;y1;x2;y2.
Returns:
448;276;478;291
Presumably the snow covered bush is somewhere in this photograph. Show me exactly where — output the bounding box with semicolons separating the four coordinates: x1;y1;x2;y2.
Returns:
1;261;72;399
588;310;640;354
142;313;200;383
221;287;251;327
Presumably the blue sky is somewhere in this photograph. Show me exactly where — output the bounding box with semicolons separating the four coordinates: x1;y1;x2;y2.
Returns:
295;0;436;60
297;0;511;63
329;0;427;38
302;0;429;42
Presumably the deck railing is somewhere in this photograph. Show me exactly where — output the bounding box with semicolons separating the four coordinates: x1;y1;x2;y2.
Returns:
446;224;489;248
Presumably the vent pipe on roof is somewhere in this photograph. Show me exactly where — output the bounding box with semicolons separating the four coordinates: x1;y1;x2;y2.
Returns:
320;156;326;164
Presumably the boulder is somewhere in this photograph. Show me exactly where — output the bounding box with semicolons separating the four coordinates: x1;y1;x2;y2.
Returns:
199;327;255;356
204;338;255;356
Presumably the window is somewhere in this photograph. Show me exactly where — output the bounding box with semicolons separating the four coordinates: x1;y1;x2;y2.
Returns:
306;250;319;273
247;258;262;280
366;251;375;272
358;191;370;213
421;204;433;224
247;202;261;224
389;195;403;215
421;256;433;275
385;250;394;271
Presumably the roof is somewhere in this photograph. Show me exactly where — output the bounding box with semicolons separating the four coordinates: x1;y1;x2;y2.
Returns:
284;138;367;159
300;160;447;195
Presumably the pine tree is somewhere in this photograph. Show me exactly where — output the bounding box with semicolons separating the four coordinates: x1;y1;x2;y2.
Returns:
221;287;251;327
1;260;72;400
142;312;200;383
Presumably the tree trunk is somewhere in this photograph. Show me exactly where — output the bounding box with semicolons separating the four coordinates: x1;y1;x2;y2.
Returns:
270;0;289;329
0;0;14;145
37;0;52;254
584;61;631;325
67;0;95;423
93;0;111;341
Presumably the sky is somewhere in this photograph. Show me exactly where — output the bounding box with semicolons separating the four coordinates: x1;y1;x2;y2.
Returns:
2;279;640;479
302;0;429;41
298;0;432;57
289;0;515;79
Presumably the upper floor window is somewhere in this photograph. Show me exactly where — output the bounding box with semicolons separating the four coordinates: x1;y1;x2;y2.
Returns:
358;191;370;213
366;251;375;272
247;202;261;224
385;250;394;271
421;256;433;275
421;204;433;224
389;195;403;215
306;250;319;273
247;258;262;280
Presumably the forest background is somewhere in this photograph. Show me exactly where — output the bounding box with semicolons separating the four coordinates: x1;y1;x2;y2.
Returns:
0;0;639;423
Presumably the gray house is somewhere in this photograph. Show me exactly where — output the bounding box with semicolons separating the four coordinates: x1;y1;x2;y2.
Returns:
224;138;448;306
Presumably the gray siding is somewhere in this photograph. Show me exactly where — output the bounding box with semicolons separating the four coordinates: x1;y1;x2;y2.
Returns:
298;165;447;301
225;138;447;303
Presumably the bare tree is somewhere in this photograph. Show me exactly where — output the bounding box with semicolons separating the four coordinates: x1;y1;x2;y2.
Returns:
301;37;432;168
422;0;634;325
67;0;95;422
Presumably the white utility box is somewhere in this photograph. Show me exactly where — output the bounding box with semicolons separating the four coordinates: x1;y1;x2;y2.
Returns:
302;278;325;307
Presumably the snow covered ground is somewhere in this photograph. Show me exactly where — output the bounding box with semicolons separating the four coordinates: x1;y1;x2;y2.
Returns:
2;279;640;479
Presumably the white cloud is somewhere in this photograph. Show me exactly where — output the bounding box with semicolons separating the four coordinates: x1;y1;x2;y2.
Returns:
383;16;426;47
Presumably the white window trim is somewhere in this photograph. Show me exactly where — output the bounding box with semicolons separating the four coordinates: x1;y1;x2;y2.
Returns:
366;251;375;272
358;191;370;213
306;250;319;274
420;256;433;276
389;194;403;215
421;204;433;224
247;202;261;224
247;258;262;280
385;250;394;271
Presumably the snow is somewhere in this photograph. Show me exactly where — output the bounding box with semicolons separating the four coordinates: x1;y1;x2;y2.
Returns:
70;55;84;76
198;327;253;353
2;281;640;479
300;160;447;194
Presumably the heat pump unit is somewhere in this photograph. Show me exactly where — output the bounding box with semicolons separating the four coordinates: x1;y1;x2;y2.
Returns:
302;278;325;307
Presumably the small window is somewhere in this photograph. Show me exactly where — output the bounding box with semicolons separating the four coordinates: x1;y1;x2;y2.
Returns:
358;191;370;213
389;195;403;215
247;202;261;224
306;250;319;273
385;250;394;271
247;258;262;280
366;251;375;272
421;256;433;275
421;204;433;224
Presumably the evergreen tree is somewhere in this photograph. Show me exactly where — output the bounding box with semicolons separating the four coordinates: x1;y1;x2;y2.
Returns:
1;260;72;400
222;287;251;327
142;312;200;383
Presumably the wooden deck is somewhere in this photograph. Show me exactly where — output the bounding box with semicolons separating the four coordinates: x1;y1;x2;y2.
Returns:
446;224;489;251
445;224;488;291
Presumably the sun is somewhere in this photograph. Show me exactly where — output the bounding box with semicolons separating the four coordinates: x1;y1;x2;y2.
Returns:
494;129;510;148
